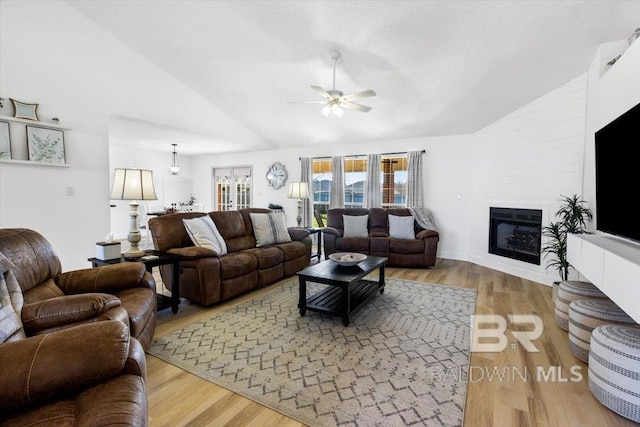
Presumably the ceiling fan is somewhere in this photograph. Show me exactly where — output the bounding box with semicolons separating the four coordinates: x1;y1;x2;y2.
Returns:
291;51;376;117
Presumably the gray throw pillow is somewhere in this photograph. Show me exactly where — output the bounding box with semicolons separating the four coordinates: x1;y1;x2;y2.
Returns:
389;214;415;240
250;212;292;247
343;214;369;238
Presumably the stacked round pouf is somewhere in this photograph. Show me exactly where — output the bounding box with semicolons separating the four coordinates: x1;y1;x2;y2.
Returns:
555;280;607;330
568;299;637;363
588;325;640;423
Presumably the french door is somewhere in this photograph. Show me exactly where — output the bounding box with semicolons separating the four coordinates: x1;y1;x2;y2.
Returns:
213;167;252;211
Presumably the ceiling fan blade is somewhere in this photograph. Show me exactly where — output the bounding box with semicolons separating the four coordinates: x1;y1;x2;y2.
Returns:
342;102;372;113
310;85;331;99
343;89;376;101
288;100;328;104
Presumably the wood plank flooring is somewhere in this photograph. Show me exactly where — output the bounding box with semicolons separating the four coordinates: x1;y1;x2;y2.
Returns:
147;259;636;426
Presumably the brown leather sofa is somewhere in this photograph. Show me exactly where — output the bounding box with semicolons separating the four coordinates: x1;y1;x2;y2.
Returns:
0;228;157;350
149;208;311;307
1;320;148;426
323;208;439;267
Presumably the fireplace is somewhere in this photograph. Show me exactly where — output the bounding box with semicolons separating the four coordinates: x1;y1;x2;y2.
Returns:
489;207;542;265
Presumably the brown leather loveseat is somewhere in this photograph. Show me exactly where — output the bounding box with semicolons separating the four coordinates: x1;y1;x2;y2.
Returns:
323;208;439;267
149;208;311;306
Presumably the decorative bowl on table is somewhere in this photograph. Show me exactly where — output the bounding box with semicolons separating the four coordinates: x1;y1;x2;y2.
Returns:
329;252;367;266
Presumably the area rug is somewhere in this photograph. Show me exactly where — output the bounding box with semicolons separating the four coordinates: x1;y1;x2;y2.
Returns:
149;277;477;427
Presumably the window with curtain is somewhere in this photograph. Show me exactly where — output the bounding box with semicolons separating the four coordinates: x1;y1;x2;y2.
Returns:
312;159;331;225
311;153;410;216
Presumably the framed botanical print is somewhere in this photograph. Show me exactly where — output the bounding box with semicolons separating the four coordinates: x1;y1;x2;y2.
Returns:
11;99;39;121
27;126;65;164
0;121;10;159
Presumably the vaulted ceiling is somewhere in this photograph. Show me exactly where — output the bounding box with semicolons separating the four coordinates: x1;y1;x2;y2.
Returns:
67;1;640;154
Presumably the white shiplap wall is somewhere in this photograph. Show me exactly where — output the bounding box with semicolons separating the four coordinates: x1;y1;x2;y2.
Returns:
468;73;589;285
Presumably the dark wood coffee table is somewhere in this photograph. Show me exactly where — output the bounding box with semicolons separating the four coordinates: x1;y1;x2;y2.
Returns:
297;255;387;326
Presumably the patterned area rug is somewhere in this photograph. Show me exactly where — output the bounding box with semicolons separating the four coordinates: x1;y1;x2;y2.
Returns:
149;277;477;426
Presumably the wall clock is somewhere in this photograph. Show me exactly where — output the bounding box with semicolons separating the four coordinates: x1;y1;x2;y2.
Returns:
266;162;288;189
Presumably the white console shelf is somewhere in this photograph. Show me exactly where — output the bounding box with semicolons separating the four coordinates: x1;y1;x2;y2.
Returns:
567;233;640;323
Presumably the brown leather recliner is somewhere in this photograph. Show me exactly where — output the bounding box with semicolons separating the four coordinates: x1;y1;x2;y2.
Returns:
0;228;157;350
0;320;148;426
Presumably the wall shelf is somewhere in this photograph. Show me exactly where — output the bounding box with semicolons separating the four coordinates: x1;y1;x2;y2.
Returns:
0;158;70;168
0;114;71;165
0;115;72;131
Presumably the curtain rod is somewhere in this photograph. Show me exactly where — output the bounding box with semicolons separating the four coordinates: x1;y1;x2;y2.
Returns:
299;149;425;161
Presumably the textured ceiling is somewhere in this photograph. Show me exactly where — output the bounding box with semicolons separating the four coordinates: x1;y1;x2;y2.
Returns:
68;0;640;154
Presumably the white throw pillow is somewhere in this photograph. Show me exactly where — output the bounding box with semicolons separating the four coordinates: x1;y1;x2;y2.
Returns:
343;214;369;238
250;212;292;247
389;215;415;240
183;215;228;255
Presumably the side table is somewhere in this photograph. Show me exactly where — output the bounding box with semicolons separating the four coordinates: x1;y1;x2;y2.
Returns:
88;250;181;313
306;228;322;261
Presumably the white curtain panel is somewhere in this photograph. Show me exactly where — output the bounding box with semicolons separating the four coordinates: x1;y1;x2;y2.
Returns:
300;157;313;227
406;150;424;208
365;153;381;208
330;156;345;209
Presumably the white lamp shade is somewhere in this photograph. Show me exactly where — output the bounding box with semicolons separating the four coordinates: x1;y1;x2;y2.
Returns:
288;182;309;199
110;168;158;201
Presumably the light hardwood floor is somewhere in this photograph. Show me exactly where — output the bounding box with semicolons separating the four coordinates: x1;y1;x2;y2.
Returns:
148;259;636;426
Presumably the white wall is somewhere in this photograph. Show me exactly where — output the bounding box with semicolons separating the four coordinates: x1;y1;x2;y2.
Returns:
468;74;589;285
0;1;258;270
191;135;472;261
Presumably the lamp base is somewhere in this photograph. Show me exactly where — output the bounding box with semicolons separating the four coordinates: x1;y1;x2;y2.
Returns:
124;200;145;259
124;248;145;259
296;198;303;228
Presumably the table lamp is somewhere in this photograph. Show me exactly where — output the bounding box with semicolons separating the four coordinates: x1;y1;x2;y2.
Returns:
288;182;309;227
110;168;158;258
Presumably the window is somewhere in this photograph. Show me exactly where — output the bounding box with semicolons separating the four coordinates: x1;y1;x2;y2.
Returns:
312;160;331;226
311;153;408;225
344;158;366;208
381;155;407;208
213;167;252;211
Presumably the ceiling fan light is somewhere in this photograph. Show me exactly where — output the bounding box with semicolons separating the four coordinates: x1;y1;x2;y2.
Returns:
321;104;331;117
331;104;344;117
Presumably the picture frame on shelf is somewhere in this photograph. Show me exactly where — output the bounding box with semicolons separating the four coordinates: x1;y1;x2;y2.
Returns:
0;121;11;159
26;125;65;164
11;98;39;121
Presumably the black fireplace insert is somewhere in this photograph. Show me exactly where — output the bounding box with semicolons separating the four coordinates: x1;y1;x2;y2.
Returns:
489;207;542;265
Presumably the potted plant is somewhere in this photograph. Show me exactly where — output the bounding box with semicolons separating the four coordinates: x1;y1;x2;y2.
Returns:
542;194;593;302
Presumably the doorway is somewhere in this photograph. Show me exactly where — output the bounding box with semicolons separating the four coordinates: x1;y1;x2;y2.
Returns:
213;167;252;211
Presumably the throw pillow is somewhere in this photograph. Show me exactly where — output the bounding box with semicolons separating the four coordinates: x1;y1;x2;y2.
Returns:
250;212;292;247
0;253;25;343
183;215;228;255
389;214;416;240
343;214;369;238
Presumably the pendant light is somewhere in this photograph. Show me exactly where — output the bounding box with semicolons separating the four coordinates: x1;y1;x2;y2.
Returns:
169;143;180;175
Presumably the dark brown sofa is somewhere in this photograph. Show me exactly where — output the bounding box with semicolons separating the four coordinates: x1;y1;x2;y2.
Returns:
0;228;157;350
149;208;311;306
322;208;439;267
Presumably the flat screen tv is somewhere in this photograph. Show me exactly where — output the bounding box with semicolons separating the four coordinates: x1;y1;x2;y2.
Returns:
594;101;640;244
